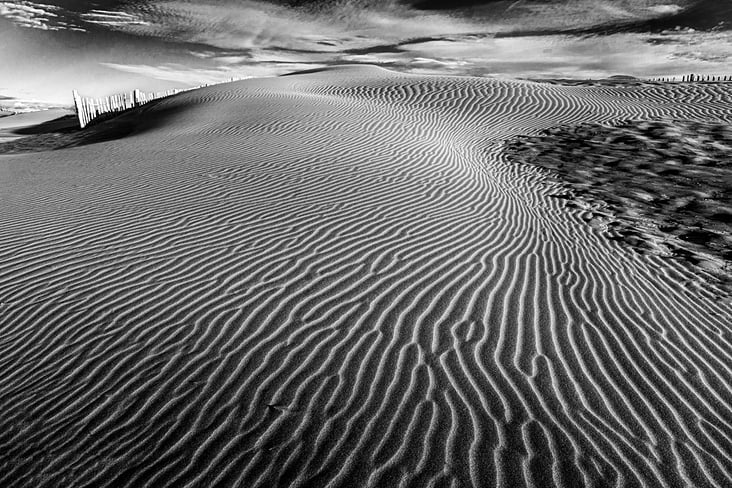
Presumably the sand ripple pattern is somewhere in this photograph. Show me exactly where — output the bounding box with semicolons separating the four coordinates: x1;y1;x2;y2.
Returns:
0;66;731;488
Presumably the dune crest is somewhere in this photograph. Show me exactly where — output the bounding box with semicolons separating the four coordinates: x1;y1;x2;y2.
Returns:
0;66;730;488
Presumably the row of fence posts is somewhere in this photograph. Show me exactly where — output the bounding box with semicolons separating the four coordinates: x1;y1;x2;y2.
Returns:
72;77;243;129
71;88;181;128
648;74;732;83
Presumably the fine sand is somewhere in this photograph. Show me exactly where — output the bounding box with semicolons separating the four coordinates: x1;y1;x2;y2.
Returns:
0;65;731;488
506;119;732;288
0;109;76;145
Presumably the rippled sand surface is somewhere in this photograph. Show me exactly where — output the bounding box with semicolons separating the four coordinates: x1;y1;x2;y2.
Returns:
1;66;731;488
506;118;732;287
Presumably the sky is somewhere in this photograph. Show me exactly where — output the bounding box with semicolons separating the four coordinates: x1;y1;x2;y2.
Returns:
1;0;730;111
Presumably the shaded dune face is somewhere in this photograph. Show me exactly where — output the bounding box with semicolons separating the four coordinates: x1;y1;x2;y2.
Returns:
0;66;731;487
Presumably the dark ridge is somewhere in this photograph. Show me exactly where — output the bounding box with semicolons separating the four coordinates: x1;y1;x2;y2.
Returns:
279;66;338;77
342;36;456;55
411;0;506;10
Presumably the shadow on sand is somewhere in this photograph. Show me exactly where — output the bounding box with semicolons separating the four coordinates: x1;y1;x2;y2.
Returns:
0;98;186;154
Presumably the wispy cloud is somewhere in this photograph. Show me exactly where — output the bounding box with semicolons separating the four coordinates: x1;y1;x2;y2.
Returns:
0;1;58;30
99;63;249;85
80;10;150;27
0;1;84;31
78;0;482;54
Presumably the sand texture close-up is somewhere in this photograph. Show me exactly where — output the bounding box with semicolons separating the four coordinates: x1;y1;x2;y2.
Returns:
1;65;731;488
506;118;732;288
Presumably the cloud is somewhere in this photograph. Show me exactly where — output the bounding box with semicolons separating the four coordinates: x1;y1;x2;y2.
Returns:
0;1;58;29
74;0;482;55
381;29;732;79
0;1;84;31
647;4;684;15
0;97;69;112
99;62;251;85
77;0;699;60
80;9;150;27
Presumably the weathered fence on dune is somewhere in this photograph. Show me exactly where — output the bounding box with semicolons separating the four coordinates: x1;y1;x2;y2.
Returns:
648;74;732;83
72;77;245;129
72;88;182;128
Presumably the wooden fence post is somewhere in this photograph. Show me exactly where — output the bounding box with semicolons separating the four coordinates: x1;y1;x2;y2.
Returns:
72;90;84;128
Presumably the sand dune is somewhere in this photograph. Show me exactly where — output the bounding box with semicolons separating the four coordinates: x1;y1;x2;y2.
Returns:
0;65;731;488
0;109;75;144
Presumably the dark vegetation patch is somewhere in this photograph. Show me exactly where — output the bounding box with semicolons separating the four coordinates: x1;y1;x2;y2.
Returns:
506;119;732;291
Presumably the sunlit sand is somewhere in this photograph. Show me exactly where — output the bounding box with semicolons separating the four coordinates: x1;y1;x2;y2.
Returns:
0;66;730;487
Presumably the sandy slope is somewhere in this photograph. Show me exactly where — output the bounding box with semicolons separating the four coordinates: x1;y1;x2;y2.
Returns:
0;65;730;488
0;109;75;144
506;119;732;286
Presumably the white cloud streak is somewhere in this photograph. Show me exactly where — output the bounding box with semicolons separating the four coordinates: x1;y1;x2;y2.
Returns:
0;1;84;31
99;63;251;85
80;9;150;27
647;4;684;15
